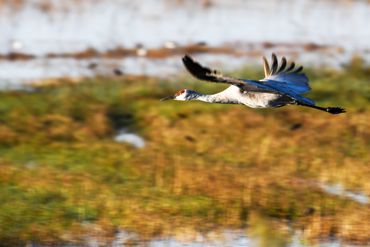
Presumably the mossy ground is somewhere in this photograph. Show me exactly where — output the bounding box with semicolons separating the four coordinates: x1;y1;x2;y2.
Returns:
0;59;369;246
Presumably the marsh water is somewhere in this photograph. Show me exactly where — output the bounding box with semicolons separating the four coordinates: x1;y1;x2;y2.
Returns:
94;230;350;247
0;1;370;246
1;0;370;87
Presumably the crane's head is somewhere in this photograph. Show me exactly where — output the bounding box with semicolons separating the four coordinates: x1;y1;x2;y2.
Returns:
161;89;195;101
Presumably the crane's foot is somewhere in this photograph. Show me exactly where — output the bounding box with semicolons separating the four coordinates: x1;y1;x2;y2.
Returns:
325;107;346;114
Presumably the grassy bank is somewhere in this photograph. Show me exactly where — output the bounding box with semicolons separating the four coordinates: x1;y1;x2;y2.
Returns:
0;59;369;246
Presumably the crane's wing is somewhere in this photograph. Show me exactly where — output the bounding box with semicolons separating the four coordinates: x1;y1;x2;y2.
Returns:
182;54;315;106
260;53;311;94
182;55;275;93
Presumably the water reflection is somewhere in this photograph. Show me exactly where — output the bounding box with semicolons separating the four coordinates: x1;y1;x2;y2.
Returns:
320;183;369;205
95;229;350;247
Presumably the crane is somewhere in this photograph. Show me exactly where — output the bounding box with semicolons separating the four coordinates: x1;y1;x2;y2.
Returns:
161;54;345;114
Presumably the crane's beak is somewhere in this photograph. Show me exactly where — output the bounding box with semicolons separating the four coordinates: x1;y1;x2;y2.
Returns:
160;95;175;101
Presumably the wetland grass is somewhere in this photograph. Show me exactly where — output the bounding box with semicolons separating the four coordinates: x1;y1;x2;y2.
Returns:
0;61;369;246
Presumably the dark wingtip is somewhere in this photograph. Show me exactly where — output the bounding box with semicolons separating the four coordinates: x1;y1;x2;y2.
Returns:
326;107;346;114
286;61;295;72
182;54;191;62
182;54;194;67
182;54;213;80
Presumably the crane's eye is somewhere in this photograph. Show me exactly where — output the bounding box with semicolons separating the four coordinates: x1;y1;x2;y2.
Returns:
175;89;186;96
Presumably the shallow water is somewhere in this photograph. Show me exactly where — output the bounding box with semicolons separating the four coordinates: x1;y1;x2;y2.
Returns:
321;183;369;205
0;0;370;86
0;50;367;89
1;0;369;54
84;229;350;247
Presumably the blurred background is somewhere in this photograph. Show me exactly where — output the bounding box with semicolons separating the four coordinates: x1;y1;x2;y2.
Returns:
0;0;369;246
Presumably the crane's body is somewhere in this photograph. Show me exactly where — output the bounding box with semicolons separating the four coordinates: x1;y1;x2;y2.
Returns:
180;85;289;108
161;54;345;114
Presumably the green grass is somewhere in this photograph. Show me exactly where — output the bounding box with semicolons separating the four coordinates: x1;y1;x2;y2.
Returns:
0;60;369;246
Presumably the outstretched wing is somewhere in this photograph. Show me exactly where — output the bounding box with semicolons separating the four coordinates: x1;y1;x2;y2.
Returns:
182;55;275;93
182;54;315;106
260;53;311;94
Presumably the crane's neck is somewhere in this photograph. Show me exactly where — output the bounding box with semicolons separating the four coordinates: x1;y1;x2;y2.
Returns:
197;94;220;103
188;91;237;104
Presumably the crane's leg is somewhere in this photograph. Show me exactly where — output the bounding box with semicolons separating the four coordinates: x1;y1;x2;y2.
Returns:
296;102;346;114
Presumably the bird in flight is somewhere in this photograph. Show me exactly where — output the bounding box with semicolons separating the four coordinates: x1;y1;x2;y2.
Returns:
161;54;345;114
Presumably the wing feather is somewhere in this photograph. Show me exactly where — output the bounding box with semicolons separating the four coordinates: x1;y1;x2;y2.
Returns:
270;53;278;75
276;57;287;74
285;62;296;72
293;66;303;73
182;55;274;93
262;56;270;77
